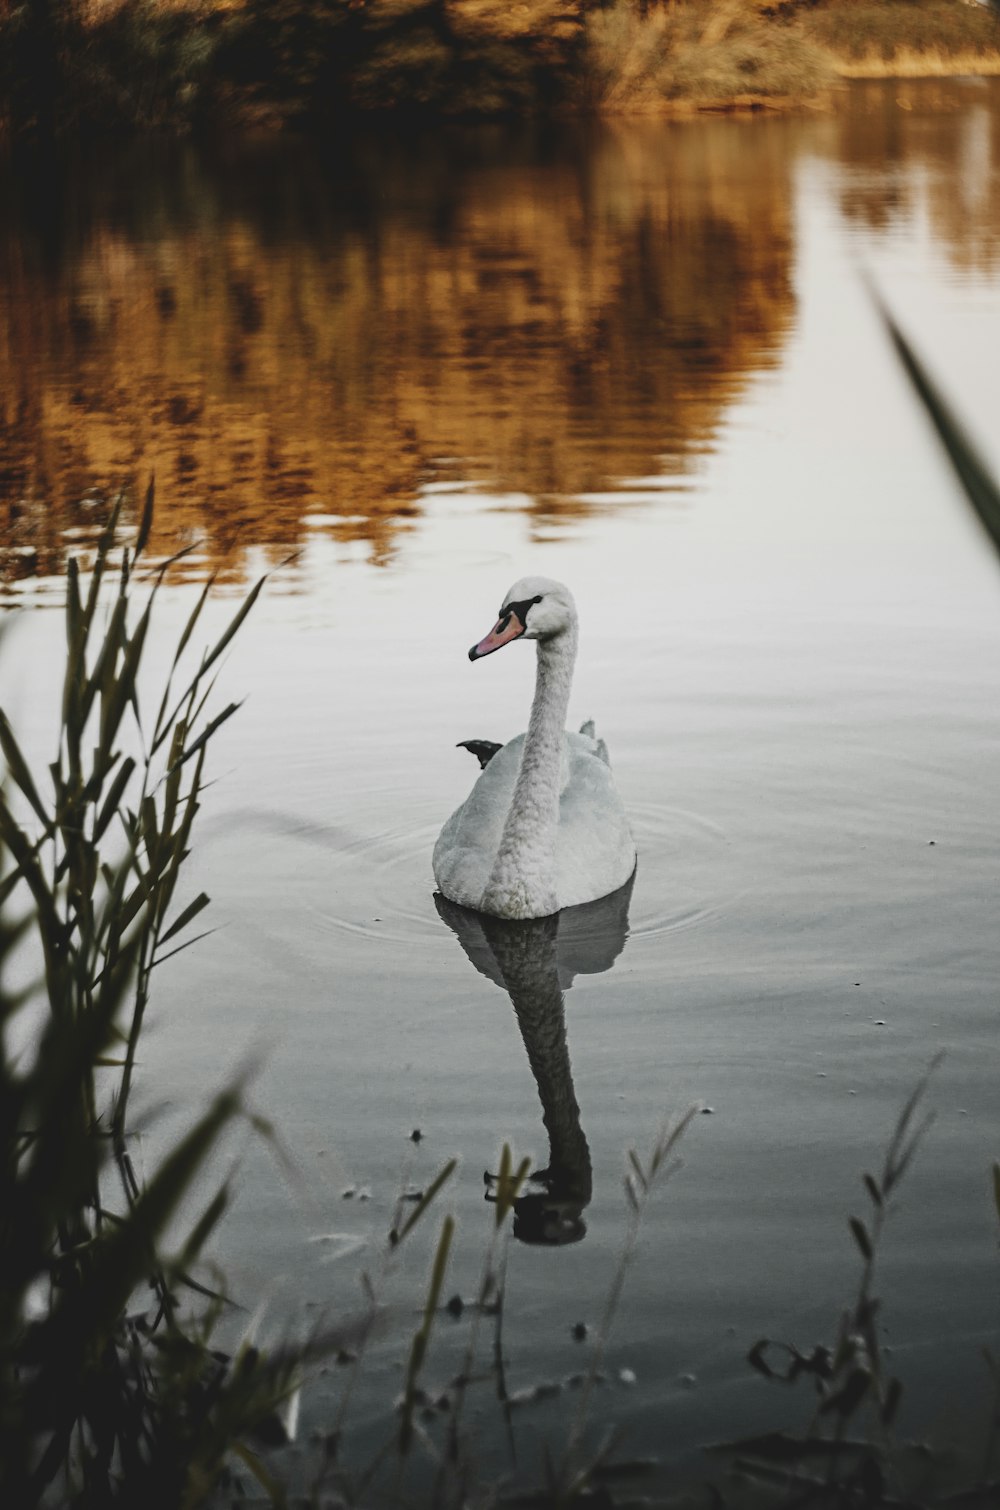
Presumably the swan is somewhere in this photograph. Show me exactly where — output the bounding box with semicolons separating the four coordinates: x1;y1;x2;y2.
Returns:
432;577;636;920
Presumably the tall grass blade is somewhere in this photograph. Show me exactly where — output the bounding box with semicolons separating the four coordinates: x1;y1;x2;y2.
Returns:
400;1215;455;1454
627;1148;648;1194
172;702;243;771
153;746;206;929
422;1216;455;1334
492;1150;530;1228
159;891;210;946
200;577;266;680
391;1158;457;1247
230;1441;288;1507
80;590;128;730
135;475;155;559
0;712;50;827
62;556;86;761
94;756;137;841
877;298;1000;560
0;805;62;946
47;1085;243;1345
147;540;201;584
176;1184;231;1273
153;928;216;968
174;573;217;668
862;1173;883;1209
849;1217;873;1262
83;493;122;623
160;724;187;835
98;601;151;759
882;1051;942;1190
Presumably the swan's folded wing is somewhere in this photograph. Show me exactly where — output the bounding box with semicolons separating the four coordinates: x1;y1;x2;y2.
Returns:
574;722;611;767
555;741;636;909
432;736;526;907
457;738;503;769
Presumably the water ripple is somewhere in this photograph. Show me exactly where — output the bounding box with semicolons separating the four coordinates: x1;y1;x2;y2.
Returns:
217;791;732;947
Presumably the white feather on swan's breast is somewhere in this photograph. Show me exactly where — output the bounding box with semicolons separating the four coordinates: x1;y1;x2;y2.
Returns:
432;731;635;912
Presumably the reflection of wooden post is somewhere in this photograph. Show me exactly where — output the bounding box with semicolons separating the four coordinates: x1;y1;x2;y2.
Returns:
483;914;593;1245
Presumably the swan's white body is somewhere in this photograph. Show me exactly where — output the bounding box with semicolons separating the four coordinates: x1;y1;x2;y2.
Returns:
433;577;636;920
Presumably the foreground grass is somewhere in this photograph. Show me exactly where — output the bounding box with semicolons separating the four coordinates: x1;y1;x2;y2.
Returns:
0;495;343;1505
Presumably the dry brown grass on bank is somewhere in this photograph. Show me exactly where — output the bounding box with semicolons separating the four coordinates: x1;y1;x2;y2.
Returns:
580;1;835;114
804;0;1000;80
835;46;1000;76
579;0;1000;116
807;0;1000;64
667;24;835;107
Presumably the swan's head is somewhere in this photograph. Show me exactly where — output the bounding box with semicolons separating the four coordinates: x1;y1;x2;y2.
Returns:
469;577;576;661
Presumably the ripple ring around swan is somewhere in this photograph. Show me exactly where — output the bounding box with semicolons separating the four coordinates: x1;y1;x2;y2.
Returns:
299;794;734;946
624;799;735;939
201;795;732;946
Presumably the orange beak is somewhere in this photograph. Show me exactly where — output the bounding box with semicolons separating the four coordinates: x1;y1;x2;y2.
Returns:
469;610;526;661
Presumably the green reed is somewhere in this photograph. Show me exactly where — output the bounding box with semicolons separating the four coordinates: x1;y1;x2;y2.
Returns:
712;1060;1000;1508
432;1143;530;1494
287;1144;523;1508
556;1107;702;1499
317;1116;699;1510
875;293;1000;562
0;486;323;1507
308;1070;997;1510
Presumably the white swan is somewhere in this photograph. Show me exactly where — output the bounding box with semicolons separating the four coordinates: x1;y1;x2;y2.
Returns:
433;577;636;920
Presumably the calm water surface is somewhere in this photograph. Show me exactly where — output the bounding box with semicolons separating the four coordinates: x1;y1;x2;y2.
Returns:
3;80;1000;1492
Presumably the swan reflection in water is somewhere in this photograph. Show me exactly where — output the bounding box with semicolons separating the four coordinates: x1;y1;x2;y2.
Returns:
434;872;634;1246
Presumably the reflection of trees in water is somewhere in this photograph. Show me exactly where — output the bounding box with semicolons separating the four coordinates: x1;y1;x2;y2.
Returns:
833;79;1000;271
436;875;633;1247
9;82;996;586
0;122;796;580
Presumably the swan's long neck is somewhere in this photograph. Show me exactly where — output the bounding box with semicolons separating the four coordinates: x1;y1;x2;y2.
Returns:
481;622;577;919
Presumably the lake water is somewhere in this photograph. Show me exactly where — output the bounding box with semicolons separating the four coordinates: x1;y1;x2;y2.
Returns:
3;79;1000;1499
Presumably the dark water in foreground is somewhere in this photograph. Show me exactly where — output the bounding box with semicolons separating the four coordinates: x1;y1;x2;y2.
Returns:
3;80;1000;1496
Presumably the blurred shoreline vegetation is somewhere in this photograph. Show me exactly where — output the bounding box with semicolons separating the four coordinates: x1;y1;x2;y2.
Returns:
2;0;1000;138
0;116;801;588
